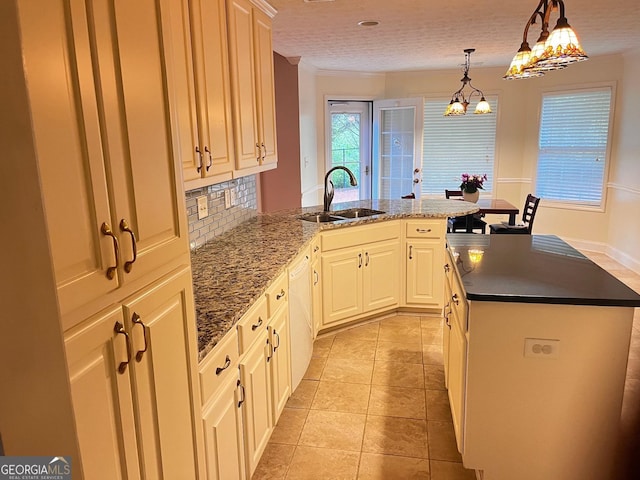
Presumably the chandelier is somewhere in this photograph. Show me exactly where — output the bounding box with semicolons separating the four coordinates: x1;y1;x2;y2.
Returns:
444;49;491;116
504;0;588;79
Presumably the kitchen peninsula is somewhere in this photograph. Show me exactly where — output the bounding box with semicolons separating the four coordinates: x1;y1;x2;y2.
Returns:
445;234;640;480
190;198;477;359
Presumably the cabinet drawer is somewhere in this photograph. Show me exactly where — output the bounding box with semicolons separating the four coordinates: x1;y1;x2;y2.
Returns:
310;237;321;260
322;221;400;252
405;219;445;239
199;328;240;405
266;271;288;318
237;296;269;355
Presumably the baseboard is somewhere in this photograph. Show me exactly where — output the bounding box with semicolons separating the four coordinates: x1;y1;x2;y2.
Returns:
606;245;640;276
562;236;640;276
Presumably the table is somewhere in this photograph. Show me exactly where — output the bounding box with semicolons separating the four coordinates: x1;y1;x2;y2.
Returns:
465;198;519;232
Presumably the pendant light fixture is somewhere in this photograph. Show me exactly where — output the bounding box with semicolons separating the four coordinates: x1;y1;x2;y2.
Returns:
504;0;587;80
444;49;492;116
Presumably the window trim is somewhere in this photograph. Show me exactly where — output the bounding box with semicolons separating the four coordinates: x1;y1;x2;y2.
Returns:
534;82;616;213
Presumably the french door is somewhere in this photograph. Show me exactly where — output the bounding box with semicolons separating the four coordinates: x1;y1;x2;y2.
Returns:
372;98;423;199
327;101;372;202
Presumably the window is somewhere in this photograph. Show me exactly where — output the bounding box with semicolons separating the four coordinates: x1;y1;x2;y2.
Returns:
421;97;498;195
536;87;613;207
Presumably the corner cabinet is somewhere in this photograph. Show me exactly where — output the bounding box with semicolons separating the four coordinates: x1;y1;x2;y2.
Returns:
320;222;401;329
65;268;202;480
227;0;278;174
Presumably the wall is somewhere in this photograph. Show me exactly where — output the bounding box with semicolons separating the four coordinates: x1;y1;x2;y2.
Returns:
298;61;320;206
606;49;640;271
303;69;386;206
301;54;640;270
259;53;302;212
185;176;257;249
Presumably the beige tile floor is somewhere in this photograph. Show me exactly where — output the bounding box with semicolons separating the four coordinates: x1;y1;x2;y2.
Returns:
252;251;640;480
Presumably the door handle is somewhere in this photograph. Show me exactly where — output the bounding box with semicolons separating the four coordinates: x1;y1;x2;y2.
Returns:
131;312;148;362
101;222;119;280
119;219;137;273
114;321;132;374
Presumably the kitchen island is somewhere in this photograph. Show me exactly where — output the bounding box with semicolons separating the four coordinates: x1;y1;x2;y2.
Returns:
190;198;478;360
445;234;640;480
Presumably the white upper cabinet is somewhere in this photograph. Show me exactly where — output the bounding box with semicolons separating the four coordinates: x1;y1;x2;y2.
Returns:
23;0;189;326
227;0;278;174
164;0;236;188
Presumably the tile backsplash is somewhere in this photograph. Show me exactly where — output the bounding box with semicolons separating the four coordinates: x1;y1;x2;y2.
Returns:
185;176;257;249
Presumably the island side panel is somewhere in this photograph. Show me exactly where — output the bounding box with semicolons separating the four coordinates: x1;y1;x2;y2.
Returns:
462;301;633;480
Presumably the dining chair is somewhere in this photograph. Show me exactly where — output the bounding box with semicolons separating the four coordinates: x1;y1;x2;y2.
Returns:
445;189;487;234
489;194;540;234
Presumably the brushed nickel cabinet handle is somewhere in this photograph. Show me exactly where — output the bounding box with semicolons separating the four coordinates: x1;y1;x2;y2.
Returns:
204;146;213;171
276;289;286;300
131;312;148;362
195;146;204;172
119;219;137;273
216;355;231;375
114;321;132;374
251;317;263;331
101;222;119;280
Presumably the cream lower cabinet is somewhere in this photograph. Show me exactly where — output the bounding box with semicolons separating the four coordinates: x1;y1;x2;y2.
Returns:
202;372;246;480
65;267;202;479
321;222;401;329
403;220;446;308
312;256;323;337
266;272;292;424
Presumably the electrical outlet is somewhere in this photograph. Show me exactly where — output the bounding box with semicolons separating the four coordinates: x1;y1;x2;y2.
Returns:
197;195;208;219
224;189;231;209
230;188;237;206
524;338;560;358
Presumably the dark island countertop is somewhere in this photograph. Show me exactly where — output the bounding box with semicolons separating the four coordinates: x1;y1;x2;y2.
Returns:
446;234;640;307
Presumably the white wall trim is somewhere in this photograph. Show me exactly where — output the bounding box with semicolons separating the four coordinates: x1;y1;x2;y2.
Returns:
563;236;640;276
495;177;532;184
607;182;640;195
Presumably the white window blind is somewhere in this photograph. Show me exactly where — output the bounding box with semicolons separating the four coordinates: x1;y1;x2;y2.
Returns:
421;97;497;195
536;88;612;206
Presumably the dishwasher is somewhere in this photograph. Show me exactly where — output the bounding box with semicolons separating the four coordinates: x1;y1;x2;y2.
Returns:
288;252;314;391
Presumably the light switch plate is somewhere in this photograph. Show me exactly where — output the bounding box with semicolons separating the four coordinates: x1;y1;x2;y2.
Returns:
197;195;208;219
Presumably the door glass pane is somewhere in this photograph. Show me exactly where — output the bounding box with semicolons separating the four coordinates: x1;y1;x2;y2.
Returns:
331;112;361;202
377;107;416;199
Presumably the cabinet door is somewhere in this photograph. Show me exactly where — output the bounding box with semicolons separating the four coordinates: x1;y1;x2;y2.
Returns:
202;373;246;480
312;257;322;337
363;240;400;313
123;269;201;479
405;239;445;307
253;7;277;166
269;307;292;423
107;0;189;285
65;306;141;480
443;279;452;387
190;0;235;178
227;0;260;170
239;332;274;477
448;309;467;454
24;0;119;318
321;247;363;326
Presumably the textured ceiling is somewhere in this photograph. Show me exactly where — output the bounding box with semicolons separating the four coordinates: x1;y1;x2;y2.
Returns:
269;0;640;72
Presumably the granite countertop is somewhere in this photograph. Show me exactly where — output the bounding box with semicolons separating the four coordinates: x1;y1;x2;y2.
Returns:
191;198;478;361
446;234;640;307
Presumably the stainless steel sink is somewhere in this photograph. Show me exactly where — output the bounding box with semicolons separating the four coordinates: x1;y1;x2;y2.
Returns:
333;208;385;219
299;212;343;223
299;208;386;223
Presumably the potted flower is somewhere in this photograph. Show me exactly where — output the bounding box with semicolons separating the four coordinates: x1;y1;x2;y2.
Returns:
460;173;487;203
